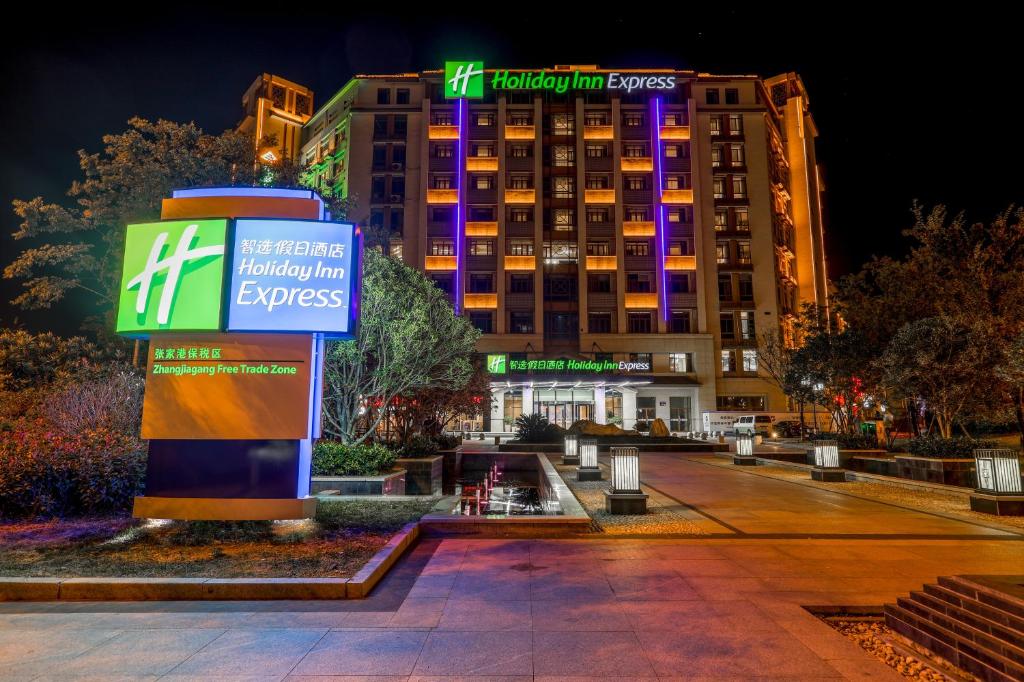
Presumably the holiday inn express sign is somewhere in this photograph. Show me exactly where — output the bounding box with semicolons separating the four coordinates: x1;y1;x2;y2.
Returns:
445;60;677;98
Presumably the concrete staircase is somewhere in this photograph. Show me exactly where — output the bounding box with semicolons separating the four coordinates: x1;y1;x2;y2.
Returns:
884;575;1024;681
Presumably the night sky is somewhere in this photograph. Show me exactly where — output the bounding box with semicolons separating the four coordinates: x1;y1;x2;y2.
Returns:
1;9;1020;334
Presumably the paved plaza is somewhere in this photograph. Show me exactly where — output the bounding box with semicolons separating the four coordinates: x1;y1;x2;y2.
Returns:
2;453;1022;680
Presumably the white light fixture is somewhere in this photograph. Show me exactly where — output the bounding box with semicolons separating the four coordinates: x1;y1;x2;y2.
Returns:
563;433;580;465
577;438;601;481
810;439;845;482
605;446;647;514
736;435;753;457
970;449;1024;516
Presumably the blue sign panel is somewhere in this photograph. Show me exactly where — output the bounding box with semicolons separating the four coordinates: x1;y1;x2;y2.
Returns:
227;219;360;336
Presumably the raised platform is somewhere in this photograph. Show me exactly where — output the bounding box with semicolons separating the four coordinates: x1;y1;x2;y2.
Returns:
969;492;1024;516
132;496;317;521
576;467;602;481
733;455;758;466
810;467;847;482
501;441;729;453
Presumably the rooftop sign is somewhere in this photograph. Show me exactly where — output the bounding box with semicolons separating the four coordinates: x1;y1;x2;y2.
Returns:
444;61;677;98
487;354;651;375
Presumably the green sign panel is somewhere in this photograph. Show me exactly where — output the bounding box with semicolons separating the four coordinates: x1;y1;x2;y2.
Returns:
486;353;507;374
444;60;484;99
116;219;228;334
486;354;652;375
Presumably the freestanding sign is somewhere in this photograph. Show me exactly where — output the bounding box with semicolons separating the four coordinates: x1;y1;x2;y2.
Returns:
118;187;361;521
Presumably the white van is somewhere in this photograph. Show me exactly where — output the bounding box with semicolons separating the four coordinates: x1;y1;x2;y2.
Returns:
732;414;774;436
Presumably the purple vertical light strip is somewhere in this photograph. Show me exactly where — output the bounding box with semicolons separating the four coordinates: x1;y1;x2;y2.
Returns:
650;96;669;321
454;97;466;314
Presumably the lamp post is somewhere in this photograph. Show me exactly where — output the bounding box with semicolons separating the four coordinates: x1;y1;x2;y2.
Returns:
811;439;845;482
970;448;1024;516
576;438;601;481
563;433;580;465
734;433;757;466
605;447;647;514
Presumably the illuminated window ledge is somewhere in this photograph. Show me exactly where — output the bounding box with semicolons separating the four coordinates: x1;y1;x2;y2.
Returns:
665;255;697;270
624;293;658;308
583;125;614;140
466;156;498;171
585;255;618;271
660;125;691;140
505;125;535;139
505;189;535;204
584;189;615;204
465;221;498;237
463;293;498;309
426;189;459;204
622;221;656;237
661;189;694;204
504;255;536;271
621;157;653;172
424;256;457;271
428;125;460;140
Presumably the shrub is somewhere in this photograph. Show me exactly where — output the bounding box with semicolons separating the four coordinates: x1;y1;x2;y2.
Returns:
0;420;146;518
45;364;145;436
433;433;461;450
904;435;996;459
397;434;440;459
312;440;398;476
817;431;880;450
514;413;562;443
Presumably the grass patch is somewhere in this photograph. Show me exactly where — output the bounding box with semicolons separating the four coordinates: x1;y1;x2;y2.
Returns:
0;499;435;579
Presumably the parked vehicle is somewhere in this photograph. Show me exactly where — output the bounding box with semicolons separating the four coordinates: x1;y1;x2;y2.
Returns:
732;415;774;436
771;420;818;439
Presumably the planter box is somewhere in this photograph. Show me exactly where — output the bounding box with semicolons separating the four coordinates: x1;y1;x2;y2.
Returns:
311;468;406;496
395;455;443;495
847;453;899;477
438;449;462;495
894;456;975;487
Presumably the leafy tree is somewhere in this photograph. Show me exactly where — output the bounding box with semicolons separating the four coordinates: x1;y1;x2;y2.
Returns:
390;364;492;443
321;250;480;444
996;332;1024;448
0;330;100;392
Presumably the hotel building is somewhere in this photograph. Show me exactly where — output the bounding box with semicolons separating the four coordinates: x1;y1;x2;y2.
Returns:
278;65;827;433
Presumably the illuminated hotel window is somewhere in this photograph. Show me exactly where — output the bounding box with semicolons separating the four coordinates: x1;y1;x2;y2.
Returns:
606;391;623;423
509;274;533;293
626;207;649;222
725;88;739;105
625;241;650;257
469;311;493;334
667;209;681;223
670;353;694;373
635;397;656;424
469;273;495;293
709;115;723;136
711;145;724;168
720;314;735;340
584;112;609;125
586;175;609;189
508;239;534;256
509;143;531;158
713;177;726;199
705;89;720;104
742;349;758;372
551;145;575;166
389;240;403;260
663;112;685;126
628;313;653;334
735;208;750;229
730;144;745;165
626;176;647;191
717;395;766;411
434;143;453;158
552;176;576;198
396;88;410;104
740;311;756;340
469;239;494;256
588;312;612;333
431;239;454;256
665;175;690;190
472;143;495;157
626;272;654;293
550;113;575;135
732;176;747;199
586;144;609;158
736;241;752;264
473;175;494;190
509;175;531;189
716;243;729;264
552;209;575;231
623;143;647;158
721;350;736;373
509;311;534;333
669;310;693;333
728;114;743;135
508;111;532;125
622;112;645;128
473;112;495;126
589;274;612;293
433;175;453;189
503;391;523;423
509;207;532;222
668;240;691;256
665;144;684;158
669;274;690;293
433;111;453;125
587;207;610;222
586;241;610;256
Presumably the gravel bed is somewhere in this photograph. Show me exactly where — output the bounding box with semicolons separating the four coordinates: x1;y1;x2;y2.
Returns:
828;619;967;681
706;456;1024;532
558;464;709;535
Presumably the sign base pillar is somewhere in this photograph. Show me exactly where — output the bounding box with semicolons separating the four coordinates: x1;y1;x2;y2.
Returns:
133;496;317;521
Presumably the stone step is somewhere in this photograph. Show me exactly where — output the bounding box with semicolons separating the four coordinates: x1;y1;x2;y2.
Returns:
923;582;1024;637
937;575;1024;628
912;588;1024;646
885;602;1024;682
896;595;1024;668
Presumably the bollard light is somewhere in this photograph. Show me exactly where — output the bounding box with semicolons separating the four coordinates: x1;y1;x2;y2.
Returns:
810;439;845;482
606;447;647;513
577;438;601;481
563;433;580;465
736;435;753;457
970;449;1024;516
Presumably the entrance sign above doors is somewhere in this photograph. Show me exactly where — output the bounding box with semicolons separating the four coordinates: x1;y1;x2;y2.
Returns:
486;354;652;375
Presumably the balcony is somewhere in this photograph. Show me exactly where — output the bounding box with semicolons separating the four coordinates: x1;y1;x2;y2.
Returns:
465;221;498;237
464;293;498;309
467;187;497;204
505;156;534;172
424;256;457;271
428;125;460;140
624;255;656;271
659;125;691;140
583;125;614;140
505;188;535;204
504;255;536;271
505;221;534;237
466;156;498;172
467;254;497;270
661;189;694;204
584;189;615;204
622;221;655;237
585;255;617;271
621;157;653;172
584;156;613;172
624;292;658;309
505;125;535;140
623;188;652;204
587;292;617;308
426;189;458;204
504;292;535;308
664;255;697;270
429;156;456;172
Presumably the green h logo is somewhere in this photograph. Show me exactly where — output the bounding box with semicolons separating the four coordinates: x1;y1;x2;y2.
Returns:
116;219;228;334
445;61;484;99
487;353;507;374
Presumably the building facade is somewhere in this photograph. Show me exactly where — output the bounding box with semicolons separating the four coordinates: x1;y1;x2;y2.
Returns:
239;73;314;166
287;64;827;433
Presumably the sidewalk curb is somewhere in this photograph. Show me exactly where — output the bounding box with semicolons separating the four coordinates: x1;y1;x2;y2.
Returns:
0;522;420;601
